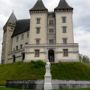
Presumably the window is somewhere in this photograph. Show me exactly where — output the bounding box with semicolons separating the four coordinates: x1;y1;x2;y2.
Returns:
35;49;40;57
36;38;40;44
49;39;54;44
62;26;67;33
63;49;68;57
20;44;23;49
49;29;54;33
25;42;28;45
36;27;40;34
37;18;40;24
21;34;24;40
49;20;54;25
27;32;29;38
16;36;19;42
62;16;66;23
16;46;18;50
63;38;67;44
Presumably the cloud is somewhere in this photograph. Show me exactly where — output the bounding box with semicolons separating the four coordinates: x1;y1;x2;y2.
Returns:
0;0;90;62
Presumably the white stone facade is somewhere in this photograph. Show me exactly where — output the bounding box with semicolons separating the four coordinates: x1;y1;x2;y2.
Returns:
1;0;79;64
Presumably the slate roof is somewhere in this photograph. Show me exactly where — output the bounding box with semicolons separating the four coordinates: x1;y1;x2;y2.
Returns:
48;12;55;17
12;19;30;37
3;12;16;30
55;0;73;11
30;0;48;11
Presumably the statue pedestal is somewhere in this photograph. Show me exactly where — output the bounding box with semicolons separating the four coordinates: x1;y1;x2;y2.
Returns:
44;62;52;90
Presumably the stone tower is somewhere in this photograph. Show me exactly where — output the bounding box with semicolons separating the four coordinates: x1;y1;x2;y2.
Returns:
1;13;16;64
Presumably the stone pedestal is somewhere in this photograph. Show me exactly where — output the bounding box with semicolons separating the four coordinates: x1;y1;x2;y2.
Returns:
44;62;52;90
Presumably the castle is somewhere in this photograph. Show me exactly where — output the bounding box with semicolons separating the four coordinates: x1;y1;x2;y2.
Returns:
1;0;79;64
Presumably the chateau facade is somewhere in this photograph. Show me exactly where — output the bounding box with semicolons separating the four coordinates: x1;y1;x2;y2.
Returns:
1;0;79;64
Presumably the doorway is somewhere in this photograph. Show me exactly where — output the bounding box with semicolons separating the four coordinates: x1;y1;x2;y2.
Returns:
22;52;25;61
48;49;55;62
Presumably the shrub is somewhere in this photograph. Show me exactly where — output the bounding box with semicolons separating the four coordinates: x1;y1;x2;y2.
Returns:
31;60;45;68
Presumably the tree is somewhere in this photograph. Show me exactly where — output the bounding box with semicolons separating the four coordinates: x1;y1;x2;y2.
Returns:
79;54;90;64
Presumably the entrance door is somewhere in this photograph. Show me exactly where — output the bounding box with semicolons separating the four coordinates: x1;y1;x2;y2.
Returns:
22;52;25;61
48;49;54;62
13;55;16;63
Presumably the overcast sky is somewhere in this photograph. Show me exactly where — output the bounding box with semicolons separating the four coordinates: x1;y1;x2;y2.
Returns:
0;0;90;61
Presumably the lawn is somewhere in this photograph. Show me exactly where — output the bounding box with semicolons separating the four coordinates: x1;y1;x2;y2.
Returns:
0;61;45;85
0;87;90;90
58;88;90;90
51;62;90;80
0;87;22;90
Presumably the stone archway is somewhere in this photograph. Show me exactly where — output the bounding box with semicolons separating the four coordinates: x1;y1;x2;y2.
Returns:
48;49;55;62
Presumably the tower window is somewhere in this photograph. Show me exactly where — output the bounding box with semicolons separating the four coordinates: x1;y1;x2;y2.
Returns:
36;38;40;44
62;26;67;33
36;27;40;34
49;20;54;25
63;38;67;44
62;16;66;23
63;49;68;57
49;29;54;33
37;18;40;24
49;39;54;44
35;49;40;57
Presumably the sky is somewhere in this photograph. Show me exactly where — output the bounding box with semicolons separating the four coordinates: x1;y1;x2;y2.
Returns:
0;0;90;62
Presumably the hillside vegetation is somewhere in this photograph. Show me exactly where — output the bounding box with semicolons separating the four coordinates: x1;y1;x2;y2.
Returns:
0;61;90;86
0;61;45;85
51;62;90;80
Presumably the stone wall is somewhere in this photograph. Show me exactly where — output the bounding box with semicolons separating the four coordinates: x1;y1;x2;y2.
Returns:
6;80;90;90
52;80;90;89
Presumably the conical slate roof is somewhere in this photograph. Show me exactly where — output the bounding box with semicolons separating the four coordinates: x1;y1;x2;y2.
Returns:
30;0;48;12
55;0;73;11
3;12;17;30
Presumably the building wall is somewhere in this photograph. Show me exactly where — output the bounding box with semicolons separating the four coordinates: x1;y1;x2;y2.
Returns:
2;25;14;64
12;31;29;51
55;46;79;62
25;47;47;62
47;14;56;44
2;11;79;64
29;13;48;44
55;12;74;44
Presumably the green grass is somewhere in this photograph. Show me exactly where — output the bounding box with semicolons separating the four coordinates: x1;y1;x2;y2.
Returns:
0;87;90;90
0;87;22;90
51;62;90;80
56;88;90;90
59;88;90;90
0;61;45;85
